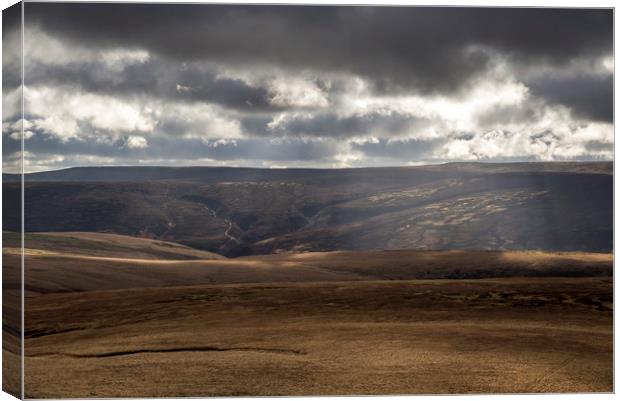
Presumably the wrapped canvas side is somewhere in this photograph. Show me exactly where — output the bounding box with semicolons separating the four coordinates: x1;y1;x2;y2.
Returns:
2;2;23;399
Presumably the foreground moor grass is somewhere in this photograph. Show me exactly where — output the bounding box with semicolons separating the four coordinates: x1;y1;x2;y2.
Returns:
22;277;612;397
4;233;612;397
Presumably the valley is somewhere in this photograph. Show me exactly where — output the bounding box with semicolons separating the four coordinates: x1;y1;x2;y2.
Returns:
3;162;613;256
1;162;613;396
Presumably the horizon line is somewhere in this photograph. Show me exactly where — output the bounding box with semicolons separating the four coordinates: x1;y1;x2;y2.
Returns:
3;159;613;175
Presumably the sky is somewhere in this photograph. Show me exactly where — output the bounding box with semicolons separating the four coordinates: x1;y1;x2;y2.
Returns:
2;4;614;172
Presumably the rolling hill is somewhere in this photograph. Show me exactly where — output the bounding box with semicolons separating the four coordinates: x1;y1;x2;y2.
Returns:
3;231;612;294
3;162;612;256
3;231;223;260
18;235;613;396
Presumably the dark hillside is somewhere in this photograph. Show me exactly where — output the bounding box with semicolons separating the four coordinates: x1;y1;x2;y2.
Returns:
3;162;612;256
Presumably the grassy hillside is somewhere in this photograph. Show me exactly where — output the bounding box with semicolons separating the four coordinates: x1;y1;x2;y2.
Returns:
7;237;611;293
8;163;612;397
2;162;613;256
24;277;612;397
4;232;223;260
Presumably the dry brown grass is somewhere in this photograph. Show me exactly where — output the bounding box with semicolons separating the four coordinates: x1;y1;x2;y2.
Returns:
39;231;225;260
4;231;224;261
4;248;612;294
24;278;612;397
7;237;612;397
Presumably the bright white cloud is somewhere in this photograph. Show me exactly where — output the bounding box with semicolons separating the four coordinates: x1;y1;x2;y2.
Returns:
601;55;614;73
8;131;34;140
124;136;148;149
267;76;329;109
339;74;529;135
160;102;242;142
25;85;157;140
439;121;613;161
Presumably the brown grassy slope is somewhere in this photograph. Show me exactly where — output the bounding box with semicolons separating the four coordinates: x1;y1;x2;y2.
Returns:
24;277;612;397
8;248;612;294
11;250;362;294
2;250;21;398
240;250;612;279
15;231;613;396
4;231;224;260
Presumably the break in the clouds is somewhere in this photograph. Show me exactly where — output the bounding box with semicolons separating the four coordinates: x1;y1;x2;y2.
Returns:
2;4;613;172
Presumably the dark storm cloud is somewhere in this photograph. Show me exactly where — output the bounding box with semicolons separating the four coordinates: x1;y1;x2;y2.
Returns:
25;4;612;94
2;2;20;34
2;62;21;94
6;4;613;169
2;3;22;93
528;74;613;122
240;115;273;137
2;133;21;159
24;58;280;112
24;61;157;97
8;130;130;158
174;66;276;111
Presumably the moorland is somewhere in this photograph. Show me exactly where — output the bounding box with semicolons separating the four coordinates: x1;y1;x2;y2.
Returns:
2;162;614;396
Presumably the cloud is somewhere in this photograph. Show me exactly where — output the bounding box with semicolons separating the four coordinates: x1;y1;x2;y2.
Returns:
266;76;330;108
351;137;445;161
267;111;430;139
22;84;244;144
24;43;334;114
528;74;613;122
4;132;342;171
24;5;612;95
1;5;612;171
2;3;22;94
438;124;613;161
156;102;242;141
25;86;157;140
124;136;148;149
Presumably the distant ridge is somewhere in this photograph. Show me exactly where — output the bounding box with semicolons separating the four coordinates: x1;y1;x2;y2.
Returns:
2;161;612;182
3;162;612;256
